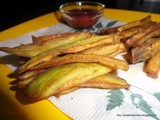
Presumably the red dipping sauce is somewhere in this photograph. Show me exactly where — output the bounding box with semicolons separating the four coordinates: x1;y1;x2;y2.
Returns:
63;9;100;29
59;1;105;29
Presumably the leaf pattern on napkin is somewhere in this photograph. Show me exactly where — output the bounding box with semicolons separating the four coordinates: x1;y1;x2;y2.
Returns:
106;21;118;28
105;85;160;119
130;93;159;120
95;22;103;29
153;92;160;102
88;22;103;33
106;90;124;110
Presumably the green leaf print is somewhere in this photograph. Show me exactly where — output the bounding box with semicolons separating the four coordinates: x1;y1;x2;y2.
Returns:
106;90;124;110
95;22;103;29
131;94;159;120
106;21;118;28
154;92;160;102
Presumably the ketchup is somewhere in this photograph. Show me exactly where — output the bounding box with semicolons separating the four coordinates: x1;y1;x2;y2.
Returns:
63;9;100;29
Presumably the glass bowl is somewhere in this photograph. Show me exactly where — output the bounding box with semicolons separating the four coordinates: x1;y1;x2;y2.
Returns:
59;1;105;29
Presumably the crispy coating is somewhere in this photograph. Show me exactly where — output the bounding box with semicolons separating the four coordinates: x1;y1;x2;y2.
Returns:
54;74;130;97
145;51;160;79
29;54;129;71
24;63;113;101
0;31;93;58
19;35;120;73
130;38;160;63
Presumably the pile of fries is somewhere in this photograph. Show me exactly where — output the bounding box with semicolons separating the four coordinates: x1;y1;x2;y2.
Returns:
100;15;160;79
0;15;159;102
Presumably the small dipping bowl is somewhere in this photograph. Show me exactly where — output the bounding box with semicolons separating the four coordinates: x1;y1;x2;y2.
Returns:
59;1;105;29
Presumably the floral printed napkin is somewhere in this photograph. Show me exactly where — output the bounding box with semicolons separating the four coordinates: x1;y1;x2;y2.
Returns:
0;17;160;120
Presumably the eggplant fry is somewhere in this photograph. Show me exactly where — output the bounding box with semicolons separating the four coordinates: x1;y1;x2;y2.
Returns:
18;77;35;89
28;54;129;71
117;15;152;32
129;37;160;63
100;26;120;35
125;23;160;47
145;51;160;79
100;25;145;42
0;31;93;58
19;69;46;80
57;35;120;53
81;74;130;89
81;43;127;57
19;35;121;73
54;74;130;97
19;28;141;74
24;63;113;101
100;15;153;35
32;32;74;43
135;27;160;47
116;27;143;42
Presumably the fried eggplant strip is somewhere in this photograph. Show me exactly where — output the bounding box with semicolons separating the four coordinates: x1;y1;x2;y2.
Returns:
81;74;130;88
145;51;160;79
100;26;120;35
32;32;73;43
130;38;160;63
54;74;130;97
29;54;129;71
117;15;152;32
100;26;142;42
81;43;127;56
100;23;145;39
19;43;127;79
115;26;146;42
19;28;140;74
19;35;120;73
135;27;160;47
24;63;113;101
125;23;160;47
19;69;46;80
58;35;120;53
0;32;93;58
18;77;35;89
19;73;130;93
100;15;153;35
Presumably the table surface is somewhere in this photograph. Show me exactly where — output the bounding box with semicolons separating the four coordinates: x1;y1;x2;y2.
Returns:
0;8;160;120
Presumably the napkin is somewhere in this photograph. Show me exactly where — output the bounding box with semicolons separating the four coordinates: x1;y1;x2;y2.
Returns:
0;17;160;120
